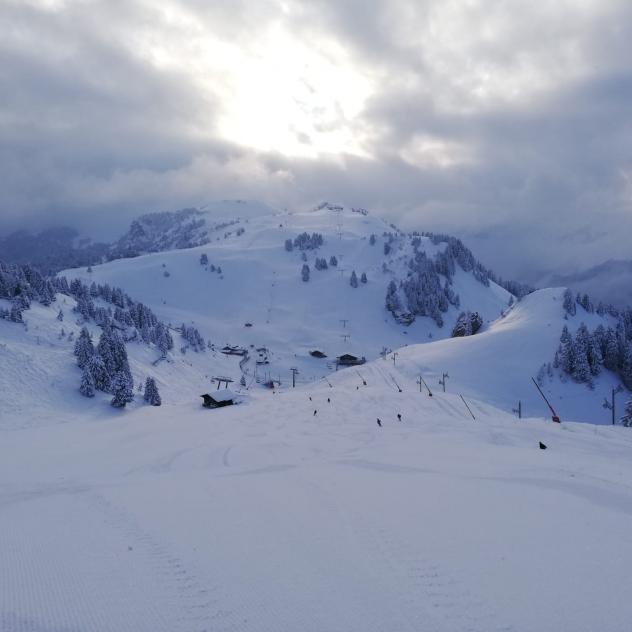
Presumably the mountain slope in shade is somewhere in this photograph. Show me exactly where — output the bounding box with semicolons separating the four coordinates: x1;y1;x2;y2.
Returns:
540;258;632;308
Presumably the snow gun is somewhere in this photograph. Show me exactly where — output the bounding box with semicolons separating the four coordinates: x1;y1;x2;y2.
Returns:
531;378;561;423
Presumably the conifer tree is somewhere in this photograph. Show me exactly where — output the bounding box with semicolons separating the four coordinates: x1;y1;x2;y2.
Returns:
572;326;591;383
350;270;358;288
603;328;620;371
87;354;110;392
111;371;134;408
385;280;401;313
79;368;95;398
621;399;632;427
143;377;162;406
562;289;576;316
301;264;310;282
74;327;94;369
558;326;574;375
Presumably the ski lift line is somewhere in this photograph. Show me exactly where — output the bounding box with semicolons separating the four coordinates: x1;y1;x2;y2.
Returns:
388;372;403;393
375;365;397;391
420;376;433;396
373;365;394;391
459;394;476;420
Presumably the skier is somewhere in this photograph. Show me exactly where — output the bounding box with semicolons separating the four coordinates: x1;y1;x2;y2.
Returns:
377;418;382;427
327;398;330;403
313;409;317;416
397;413;402;422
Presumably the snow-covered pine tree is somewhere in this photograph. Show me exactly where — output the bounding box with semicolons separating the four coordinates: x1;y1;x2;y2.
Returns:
284;239;293;252
301;264;310;282
603;327;620;371
557;326;575;375
143;377;161;406
562;289;576;316
360;272;367;284
153;322;173;357
329;256;338;267
350;270;358;288
621;399;632;427
57;309;64;321
74;327;94;369
385;280;401;313
110;371;134;408
85;353;109;391
620;343;632;389
572;325;591;383
369;234;376;245
79;367;96;398
200;253;208;266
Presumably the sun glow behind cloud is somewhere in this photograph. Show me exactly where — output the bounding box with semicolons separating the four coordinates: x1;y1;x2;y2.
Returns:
214;28;373;158
135;4;373;159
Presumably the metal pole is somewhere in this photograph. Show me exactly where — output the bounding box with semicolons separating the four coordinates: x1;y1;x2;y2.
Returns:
612;388;615;426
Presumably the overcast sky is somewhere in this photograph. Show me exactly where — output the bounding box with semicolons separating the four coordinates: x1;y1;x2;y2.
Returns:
1;0;631;281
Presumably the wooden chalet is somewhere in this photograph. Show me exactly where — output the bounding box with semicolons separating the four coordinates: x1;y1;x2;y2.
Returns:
336;353;366;368
201;390;235;408
221;345;247;356
309;350;327;358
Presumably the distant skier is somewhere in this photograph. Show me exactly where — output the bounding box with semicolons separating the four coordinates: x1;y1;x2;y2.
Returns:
309;396;312;401
397;413;402;422
327;398;330;403
539;442;547;450
314;409;317;416
377;418;382;427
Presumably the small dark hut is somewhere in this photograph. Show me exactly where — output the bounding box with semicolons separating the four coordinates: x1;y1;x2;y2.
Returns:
221;345;247;356
309;350;327;358
336;353;366;367
201;391;235;408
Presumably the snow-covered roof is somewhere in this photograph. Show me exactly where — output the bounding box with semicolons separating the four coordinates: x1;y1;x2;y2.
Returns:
206;389;236;402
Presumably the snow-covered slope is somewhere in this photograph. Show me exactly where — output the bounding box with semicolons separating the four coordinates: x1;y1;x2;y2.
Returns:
389;288;622;423
62;204;512;390
2;360;632;631
110;199;278;257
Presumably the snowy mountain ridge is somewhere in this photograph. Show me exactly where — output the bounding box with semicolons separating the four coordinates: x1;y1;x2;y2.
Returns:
0;202;626;426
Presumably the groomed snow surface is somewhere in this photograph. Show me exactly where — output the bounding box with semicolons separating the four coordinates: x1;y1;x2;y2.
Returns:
2;366;632;631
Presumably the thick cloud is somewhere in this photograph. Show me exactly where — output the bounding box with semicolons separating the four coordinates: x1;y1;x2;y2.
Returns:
1;0;631;281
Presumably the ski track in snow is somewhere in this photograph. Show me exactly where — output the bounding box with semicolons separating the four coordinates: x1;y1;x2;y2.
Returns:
0;486;244;632
299;474;512;632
